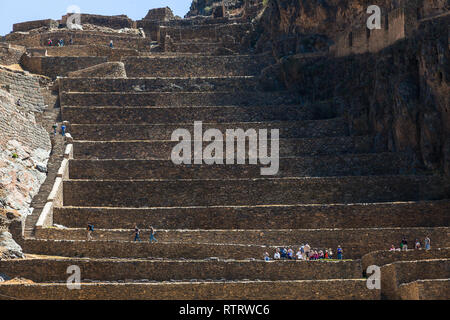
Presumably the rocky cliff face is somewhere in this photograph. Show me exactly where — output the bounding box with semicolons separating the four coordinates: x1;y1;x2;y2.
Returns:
0;67;51;259
187;0;245;17
254;0;449;176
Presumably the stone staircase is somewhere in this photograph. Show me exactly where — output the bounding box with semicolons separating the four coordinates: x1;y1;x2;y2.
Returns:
1;13;449;300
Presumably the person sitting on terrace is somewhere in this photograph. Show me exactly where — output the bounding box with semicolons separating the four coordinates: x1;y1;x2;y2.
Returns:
415;239;421;250
273;248;281;260
296;248;303;260
47;39;53;46
263;252;270;262
287;248;294;260
304;244;311;259
389;245;396;251
280;247;287;259
318;250;324;259
109;40;114;49
324;250;329;259
328;248;333;259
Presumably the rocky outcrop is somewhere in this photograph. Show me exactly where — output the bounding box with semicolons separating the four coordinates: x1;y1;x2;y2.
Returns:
0;43;26;66
255;0;449;176
67;62;127;78
0;208;24;259
0;68;50;258
187;0;245;17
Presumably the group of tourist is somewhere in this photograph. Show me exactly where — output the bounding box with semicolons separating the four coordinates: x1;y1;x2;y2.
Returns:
47;38;71;47
390;236;431;251
86;224;158;242
46;37;114;49
52;123;66;136
133;225;158;243
263;244;344;262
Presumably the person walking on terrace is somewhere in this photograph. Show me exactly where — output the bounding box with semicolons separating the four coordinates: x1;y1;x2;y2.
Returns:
149;226;158;243
87;224;94;241
424;236;431;250
61;124;66;137
337;246;343;260
134;225;141;242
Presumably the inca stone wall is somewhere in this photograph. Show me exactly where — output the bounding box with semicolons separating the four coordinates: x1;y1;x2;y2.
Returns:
0;280;380;300
0;258;362;282
0;43;26;66
0;69;50;216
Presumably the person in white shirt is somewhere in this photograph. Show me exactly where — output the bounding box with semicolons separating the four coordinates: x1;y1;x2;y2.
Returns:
296;249;303;260
304;244;311;260
274;248;281;260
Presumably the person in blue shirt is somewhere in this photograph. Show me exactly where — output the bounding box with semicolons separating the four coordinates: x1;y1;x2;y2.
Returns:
337;245;343;260
87;224;94;241
61;124;66;136
280;247;287;259
134;225;141;242
149;226;158;243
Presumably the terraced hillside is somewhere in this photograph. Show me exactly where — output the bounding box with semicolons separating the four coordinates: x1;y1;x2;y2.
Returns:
0;6;449;300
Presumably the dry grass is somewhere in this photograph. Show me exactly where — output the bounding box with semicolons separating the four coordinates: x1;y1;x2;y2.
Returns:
0;64;23;71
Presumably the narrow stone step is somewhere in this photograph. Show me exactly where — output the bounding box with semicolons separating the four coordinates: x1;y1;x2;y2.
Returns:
22;239;272;260
62;105;317;124
69;118;348;141
62;175;450;208
123;53;273;77
0;258;362;282
361;248;450;271
381;259;450;300
60;91;300;107
72;136;372;160
68;153;411;180
168;41;240;54
0;280;379;300
59;76;258;93
160;22;253;42
53;200;450;230
33;227;449;259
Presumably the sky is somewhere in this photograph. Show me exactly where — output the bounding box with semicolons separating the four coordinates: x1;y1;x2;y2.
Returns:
0;0;192;36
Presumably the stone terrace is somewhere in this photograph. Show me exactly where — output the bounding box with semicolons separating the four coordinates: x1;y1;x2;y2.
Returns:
1;6;449;300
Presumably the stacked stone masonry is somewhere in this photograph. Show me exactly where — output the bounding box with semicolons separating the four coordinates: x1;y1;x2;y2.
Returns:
1;1;449;300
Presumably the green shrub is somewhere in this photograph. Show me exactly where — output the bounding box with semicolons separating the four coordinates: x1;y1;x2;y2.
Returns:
263;0;269;6
12;153;18;159
204;6;212;15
